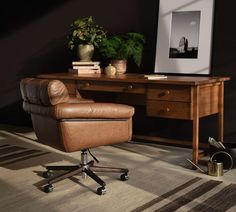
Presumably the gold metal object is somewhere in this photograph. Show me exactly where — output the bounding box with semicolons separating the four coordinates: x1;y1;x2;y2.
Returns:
207;160;223;176
187;151;233;177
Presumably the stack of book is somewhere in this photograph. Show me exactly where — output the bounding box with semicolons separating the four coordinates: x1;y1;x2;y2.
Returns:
69;61;101;74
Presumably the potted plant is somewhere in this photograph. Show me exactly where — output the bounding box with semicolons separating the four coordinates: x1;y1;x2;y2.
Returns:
68;16;106;61
99;32;145;74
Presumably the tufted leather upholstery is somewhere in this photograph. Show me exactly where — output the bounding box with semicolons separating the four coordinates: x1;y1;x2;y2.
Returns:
20;78;69;106
20;78;134;152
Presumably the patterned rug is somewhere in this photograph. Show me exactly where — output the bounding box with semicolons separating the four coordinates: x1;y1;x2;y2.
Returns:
132;177;236;211
0;126;236;212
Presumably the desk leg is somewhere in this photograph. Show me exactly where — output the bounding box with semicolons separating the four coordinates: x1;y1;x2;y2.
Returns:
192;86;199;165
218;82;224;142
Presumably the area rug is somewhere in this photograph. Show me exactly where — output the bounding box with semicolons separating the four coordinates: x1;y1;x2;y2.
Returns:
0;126;236;212
132;177;236;211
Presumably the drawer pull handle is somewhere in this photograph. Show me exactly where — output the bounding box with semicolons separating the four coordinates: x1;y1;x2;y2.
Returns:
84;82;90;87
159;90;170;97
127;85;133;90
161;108;170;113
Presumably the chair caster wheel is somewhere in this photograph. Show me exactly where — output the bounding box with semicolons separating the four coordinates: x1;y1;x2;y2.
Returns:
43;184;53;193
42;170;53;178
120;173;129;181
97;187;106;195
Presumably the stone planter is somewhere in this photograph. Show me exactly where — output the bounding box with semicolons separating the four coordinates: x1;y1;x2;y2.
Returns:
111;60;127;74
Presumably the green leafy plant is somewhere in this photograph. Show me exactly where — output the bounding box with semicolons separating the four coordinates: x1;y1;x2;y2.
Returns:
99;32;145;67
68;16;106;50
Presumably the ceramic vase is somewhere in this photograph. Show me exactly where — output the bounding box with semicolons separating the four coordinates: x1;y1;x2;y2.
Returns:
105;64;116;76
78;44;94;61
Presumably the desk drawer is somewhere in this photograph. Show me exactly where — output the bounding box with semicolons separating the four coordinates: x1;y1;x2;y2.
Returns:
147;85;191;102
77;81;146;94
147;100;191;119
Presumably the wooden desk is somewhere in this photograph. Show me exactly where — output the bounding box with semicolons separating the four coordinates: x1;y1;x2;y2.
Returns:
37;73;230;164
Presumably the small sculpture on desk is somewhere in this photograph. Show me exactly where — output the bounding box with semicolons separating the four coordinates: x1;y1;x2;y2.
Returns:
104;64;116;76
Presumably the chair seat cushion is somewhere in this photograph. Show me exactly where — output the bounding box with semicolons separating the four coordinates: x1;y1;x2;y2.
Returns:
53;103;134;119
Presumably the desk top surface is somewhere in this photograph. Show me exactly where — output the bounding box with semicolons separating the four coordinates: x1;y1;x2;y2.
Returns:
37;73;230;85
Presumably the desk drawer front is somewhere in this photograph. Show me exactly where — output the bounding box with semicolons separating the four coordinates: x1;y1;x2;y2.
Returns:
147;100;191;119
77;81;146;94
147;85;191;102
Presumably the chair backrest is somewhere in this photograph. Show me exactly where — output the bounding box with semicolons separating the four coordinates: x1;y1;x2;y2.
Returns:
20;78;70;107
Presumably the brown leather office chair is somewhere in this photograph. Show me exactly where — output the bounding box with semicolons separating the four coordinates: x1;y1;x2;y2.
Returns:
20;78;134;195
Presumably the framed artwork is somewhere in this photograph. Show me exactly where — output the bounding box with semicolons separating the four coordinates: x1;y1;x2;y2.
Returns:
154;0;215;75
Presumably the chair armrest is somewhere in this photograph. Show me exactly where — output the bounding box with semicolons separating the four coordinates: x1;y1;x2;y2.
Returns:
68;97;94;104
53;103;134;119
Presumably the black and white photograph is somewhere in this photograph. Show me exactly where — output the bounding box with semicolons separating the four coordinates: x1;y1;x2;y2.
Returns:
155;0;215;75
169;11;201;59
